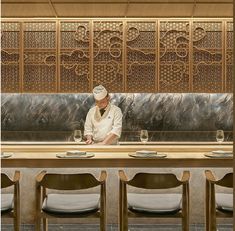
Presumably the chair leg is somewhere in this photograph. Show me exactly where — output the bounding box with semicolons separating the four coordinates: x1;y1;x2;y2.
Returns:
100;207;106;231
43;218;48;231
119;181;123;231
123;215;128;231
182;215;189;231
35;216;41;231
100;216;106;231
205;180;210;231
14;215;20;231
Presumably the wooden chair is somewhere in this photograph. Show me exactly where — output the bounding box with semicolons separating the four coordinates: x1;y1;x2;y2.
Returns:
35;171;107;231
205;170;233;231
1;171;21;231
119;170;190;231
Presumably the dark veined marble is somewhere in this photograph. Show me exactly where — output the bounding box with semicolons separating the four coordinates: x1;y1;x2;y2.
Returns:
1;93;233;141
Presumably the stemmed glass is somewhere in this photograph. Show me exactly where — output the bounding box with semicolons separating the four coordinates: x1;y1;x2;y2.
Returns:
73;130;82;143
140;130;148;144
216;130;224;144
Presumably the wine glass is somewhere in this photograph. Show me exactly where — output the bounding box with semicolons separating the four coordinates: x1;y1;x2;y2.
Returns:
216;130;224;144
73;130;82;143
140;130;148;144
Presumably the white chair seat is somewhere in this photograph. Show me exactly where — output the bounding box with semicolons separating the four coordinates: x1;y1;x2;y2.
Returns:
1;194;14;213
216;193;233;212
42;193;100;214
128;193;182;214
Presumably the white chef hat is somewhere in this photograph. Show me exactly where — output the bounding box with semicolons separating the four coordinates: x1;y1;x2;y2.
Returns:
93;85;108;101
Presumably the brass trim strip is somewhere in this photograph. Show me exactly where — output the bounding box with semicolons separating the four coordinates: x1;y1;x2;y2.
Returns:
90;20;93;91
222;20;226;92
123;19;127;92
2;1;232;4
189;20;193;92
19;21;24;92
56;20;60;92
157;20;160;92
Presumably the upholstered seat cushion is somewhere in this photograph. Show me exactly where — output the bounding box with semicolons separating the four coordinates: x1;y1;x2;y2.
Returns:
216;193;233;213
1;194;14;213
128;193;182;214
42;193;100;215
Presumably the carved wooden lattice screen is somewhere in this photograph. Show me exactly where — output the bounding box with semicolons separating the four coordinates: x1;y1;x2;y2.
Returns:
192;21;223;92
225;21;233;92
93;21;124;92
60;21;90;92
23;21;57;92
1;19;233;93
159;21;190;92
1;22;21;92
126;21;156;92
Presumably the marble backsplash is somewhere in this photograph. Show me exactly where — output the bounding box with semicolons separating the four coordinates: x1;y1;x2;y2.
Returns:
1;93;233;142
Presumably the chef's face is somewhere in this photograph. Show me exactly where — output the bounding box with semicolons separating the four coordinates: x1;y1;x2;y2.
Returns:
95;95;109;109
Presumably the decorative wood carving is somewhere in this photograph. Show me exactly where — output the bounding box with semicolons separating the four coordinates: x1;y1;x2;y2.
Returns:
192;21;223;92
126;21;156;92
225;21;233;93
1;22;20;92
1;19;233;93
159;21;190;92
23;21;57;92
60;21;90;92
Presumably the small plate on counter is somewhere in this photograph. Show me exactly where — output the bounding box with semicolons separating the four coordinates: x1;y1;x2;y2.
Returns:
56;152;94;158
66;150;87;156
1;152;13;158
136;150;157;155
204;151;233;158
129;152;167;158
211;150;233;155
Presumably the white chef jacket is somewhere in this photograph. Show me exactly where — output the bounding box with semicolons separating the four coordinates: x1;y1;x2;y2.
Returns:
84;104;123;143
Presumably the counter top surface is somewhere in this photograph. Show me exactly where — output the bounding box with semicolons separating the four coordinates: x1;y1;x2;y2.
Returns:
1;150;233;168
2;142;233;168
1;142;233;152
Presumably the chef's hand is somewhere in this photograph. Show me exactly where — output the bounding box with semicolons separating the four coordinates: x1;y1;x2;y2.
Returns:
85;136;93;144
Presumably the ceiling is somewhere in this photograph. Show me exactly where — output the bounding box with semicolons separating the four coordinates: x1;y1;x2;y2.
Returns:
1;0;233;18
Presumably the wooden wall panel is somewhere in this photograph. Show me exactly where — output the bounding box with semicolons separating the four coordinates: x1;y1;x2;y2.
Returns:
60;21;90;92
126;21;156;92
1;22;21;92
1;19;233;93
93;21;124;92
159;21;190;92
225;21;233;93
23;21;57;92
192;21;223;93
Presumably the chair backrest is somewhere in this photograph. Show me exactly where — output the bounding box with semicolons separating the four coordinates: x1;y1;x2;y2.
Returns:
215;173;233;188
127;173;182;189
39;173;101;190
1;173;15;189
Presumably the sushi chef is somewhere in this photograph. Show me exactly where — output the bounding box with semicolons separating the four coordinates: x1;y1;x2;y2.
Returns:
84;85;123;144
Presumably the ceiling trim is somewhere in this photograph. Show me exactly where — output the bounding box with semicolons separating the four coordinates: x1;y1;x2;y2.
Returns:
1;1;233;4
48;0;58;17
1;17;233;20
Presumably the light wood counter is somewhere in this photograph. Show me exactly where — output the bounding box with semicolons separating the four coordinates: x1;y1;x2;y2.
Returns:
1;141;233;152
1;142;233;168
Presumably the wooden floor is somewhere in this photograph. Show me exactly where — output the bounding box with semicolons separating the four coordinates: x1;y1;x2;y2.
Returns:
1;224;233;231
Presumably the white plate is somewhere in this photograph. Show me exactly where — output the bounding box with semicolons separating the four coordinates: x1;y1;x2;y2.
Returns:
66;150;87;156
1;152;13;158
129;153;166;158
205;152;233;158
212;150;233;155
136;150;157;155
57;153;94;158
